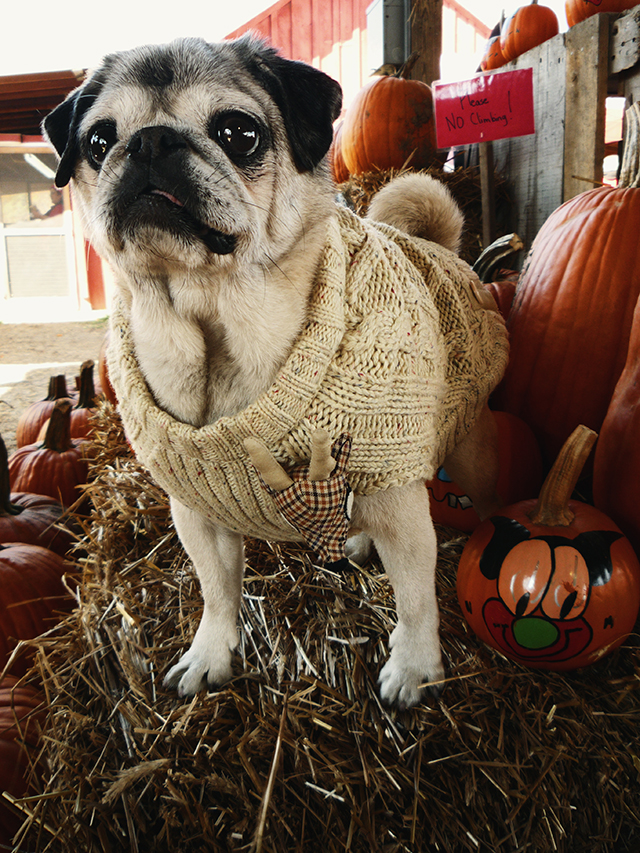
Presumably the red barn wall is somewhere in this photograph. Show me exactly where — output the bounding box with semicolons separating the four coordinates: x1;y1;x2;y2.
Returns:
225;0;491;109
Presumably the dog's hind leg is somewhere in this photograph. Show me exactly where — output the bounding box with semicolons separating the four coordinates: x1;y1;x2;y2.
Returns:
164;498;244;696
442;403;502;522
352;481;444;709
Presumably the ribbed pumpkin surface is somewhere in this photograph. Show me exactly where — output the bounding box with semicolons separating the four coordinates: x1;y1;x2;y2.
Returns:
566;0;638;28
593;294;640;554
501;2;559;63
340;75;438;176
493;186;640;464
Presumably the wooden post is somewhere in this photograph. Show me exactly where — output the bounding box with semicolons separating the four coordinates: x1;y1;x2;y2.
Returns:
563;13;610;201
479;142;496;249
409;0;443;84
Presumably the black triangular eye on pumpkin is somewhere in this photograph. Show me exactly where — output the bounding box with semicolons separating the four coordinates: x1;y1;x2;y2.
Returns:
480;516;532;580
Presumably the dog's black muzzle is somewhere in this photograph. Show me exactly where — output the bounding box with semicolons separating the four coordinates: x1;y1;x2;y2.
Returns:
111;125;236;256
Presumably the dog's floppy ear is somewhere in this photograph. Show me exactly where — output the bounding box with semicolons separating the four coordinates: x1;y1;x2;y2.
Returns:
42;64;111;188
240;39;343;173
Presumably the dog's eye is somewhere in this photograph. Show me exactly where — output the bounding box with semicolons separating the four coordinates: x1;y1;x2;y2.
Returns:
214;113;260;159
87;123;118;167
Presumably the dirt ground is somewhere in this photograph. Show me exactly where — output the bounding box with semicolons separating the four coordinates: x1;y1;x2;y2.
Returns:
0;320;108;456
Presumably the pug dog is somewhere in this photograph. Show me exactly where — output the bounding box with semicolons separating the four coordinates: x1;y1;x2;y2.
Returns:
43;36;508;709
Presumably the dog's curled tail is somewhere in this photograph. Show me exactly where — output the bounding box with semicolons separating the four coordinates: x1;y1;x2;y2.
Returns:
366;173;464;255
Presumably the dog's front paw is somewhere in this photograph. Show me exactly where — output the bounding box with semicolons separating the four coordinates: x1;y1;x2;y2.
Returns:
378;624;444;709
163;612;237;697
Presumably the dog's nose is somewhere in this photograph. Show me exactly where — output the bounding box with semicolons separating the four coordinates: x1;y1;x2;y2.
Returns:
126;126;187;162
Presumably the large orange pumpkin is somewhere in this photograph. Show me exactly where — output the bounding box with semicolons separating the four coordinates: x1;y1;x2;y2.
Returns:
593;294;640;555
492;186;640;466
340;74;440;175
565;0;638;27
457;427;640;671
0;676;45;844
501;1;559;63
0;543;75;676
8;400;88;509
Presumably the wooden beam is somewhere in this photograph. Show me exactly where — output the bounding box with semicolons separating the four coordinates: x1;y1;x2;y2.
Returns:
409;0;443;85
563;13;610;201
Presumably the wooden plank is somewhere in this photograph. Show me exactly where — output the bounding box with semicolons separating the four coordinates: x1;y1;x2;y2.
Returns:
492;31;567;253
610;7;640;75
410;0;443;85
563;13;609;201
478;142;496;249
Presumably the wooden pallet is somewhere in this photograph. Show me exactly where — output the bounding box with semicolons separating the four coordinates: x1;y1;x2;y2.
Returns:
491;6;640;255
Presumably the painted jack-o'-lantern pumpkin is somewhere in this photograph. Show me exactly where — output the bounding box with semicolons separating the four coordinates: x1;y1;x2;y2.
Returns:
427;411;543;532
457;426;640;670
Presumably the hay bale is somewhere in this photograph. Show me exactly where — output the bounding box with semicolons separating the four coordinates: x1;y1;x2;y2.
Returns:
11;403;640;852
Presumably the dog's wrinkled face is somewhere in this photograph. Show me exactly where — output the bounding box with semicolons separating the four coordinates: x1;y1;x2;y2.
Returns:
44;37;342;277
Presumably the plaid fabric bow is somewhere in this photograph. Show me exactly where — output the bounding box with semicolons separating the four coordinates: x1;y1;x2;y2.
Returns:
244;431;353;565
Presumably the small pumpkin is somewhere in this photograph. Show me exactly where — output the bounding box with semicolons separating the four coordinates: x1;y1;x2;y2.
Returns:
593;294;640;555
483;275;518;322
492;186;640;466
0;435;74;556
501;0;559;63
480;35;508;71
427;411;543;532
340;64;440;176
8;400;88;509
15;374;71;448
38;360;98;441
457;426;640;670
565;0;638;28
0;676;45;843
0;543;75;676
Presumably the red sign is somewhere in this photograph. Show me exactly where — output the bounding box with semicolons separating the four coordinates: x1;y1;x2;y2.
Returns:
433;69;535;148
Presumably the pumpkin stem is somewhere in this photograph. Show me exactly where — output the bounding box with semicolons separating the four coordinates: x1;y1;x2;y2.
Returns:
528;425;597;526
75;360;97;411
396;51;420;80
48;374;70;401
0;434;23;517
40;399;74;453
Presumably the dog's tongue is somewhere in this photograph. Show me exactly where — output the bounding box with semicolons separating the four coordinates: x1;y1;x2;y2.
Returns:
150;189;184;207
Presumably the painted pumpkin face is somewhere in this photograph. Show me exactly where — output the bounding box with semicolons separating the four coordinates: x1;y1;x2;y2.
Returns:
457;501;640;670
427;411;543;533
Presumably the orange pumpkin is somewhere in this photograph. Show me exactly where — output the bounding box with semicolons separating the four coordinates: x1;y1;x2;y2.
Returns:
340;74;440;176
483;273;518;322
427;411;543;532
15;374;71;448
492;186;640;466
457;427;640;670
501;1;559;63
0;543;75;676
593;295;640;555
566;0;638;27
0;676;45;843
0;435;74;557
480;35;508;71
8;400;88;509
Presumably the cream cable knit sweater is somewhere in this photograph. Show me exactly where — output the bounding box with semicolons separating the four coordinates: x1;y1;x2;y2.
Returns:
107;206;509;541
